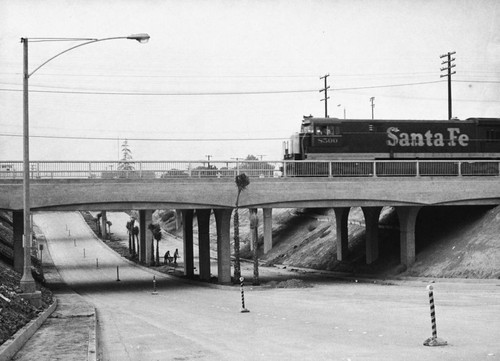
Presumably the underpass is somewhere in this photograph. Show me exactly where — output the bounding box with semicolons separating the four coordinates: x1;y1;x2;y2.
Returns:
12;211;500;361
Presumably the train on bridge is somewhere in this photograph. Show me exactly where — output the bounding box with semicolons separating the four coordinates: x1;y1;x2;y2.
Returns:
283;117;500;177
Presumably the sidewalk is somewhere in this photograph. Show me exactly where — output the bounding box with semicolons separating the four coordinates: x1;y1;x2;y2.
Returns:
10;232;97;361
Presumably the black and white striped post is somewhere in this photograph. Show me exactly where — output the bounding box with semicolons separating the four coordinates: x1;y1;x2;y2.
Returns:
239;277;249;313
423;285;447;346
152;275;158;295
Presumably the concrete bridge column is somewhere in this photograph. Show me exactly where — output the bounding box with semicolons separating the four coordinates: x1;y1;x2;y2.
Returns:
175;209;182;230
13;210;24;273
248;208;257;251
214;209;232;284
197;209;212;281
333;207;350;261
263;208;273;254
139;210;153;265
362;207;382;264
396;206;421;268
100;211;108;239
182;210;195;278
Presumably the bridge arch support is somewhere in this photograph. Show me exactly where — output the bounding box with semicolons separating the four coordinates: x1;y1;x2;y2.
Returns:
396;206;421;268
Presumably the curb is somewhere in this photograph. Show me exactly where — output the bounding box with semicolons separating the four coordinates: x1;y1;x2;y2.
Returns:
0;299;57;361
87;307;98;361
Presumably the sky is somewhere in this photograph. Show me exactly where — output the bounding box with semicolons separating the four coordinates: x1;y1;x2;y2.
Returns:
1;0;499;161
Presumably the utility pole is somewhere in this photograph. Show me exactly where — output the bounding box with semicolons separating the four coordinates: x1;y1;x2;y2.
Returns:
337;104;346;119
370;97;375;119
319;74;330;118
440;51;456;120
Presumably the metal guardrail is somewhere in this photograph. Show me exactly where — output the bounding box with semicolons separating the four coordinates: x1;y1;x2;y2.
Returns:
0;160;499;179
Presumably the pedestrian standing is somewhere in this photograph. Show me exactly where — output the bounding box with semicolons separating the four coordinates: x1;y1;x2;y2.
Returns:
173;248;179;264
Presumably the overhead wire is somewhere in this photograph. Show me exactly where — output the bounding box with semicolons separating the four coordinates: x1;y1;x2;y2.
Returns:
0;133;288;141
0;79;449;96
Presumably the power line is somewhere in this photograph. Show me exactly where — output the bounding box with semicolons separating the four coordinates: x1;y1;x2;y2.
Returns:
0;79;449;96
0;133;288;141
0;88;317;96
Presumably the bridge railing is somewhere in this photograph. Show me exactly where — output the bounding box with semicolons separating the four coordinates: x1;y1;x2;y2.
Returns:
0;159;498;179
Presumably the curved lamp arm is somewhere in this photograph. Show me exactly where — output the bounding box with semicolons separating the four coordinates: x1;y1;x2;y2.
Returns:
27;33;150;78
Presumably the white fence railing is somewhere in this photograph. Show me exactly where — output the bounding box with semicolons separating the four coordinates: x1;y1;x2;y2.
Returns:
0;160;499;179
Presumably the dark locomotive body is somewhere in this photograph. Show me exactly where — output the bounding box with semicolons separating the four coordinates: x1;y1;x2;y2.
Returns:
284;117;500;161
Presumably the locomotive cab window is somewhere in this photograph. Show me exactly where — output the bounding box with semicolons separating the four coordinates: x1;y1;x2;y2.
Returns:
314;125;340;135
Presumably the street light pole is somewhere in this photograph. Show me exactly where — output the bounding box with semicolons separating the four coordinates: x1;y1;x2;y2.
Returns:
20;38;34;293
19;34;150;295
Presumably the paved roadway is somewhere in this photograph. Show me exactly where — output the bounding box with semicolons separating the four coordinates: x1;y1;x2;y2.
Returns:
34;211;500;361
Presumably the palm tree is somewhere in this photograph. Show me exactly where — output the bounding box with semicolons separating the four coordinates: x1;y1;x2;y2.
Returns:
132;226;139;258
233;173;250;281
148;223;162;265
126;217;135;255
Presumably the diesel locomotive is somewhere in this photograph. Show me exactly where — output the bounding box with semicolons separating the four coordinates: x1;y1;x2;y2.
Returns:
283;117;500;176
284;117;500;160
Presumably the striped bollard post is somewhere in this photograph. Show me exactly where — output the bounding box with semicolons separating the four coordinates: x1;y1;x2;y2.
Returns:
423;285;447;346
239;277;249;313
152;275;158;295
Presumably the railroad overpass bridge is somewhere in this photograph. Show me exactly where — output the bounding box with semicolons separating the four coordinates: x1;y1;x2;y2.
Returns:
1;159;499;283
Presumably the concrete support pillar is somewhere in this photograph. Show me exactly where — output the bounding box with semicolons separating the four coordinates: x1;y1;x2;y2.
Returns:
139;210;153;264
175;209;182;230
214;209;232;284
248;208;257;251
333;207;350;261
362;207;382;264
101;211;108;239
182;210;195;278
396;206;421;268
197;209;212;281
13;210;24;273
263;208;273;254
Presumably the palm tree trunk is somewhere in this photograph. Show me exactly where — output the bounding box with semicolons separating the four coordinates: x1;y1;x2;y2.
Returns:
132;233;136;256
253;226;259;285
233;207;241;280
156;239;160;265
150;237;155;265
250;209;259;285
233;173;249;282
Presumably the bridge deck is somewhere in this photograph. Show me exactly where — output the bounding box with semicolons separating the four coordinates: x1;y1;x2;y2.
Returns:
1;176;499;211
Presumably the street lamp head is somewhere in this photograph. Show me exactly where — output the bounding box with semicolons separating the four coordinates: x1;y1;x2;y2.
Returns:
127;33;150;43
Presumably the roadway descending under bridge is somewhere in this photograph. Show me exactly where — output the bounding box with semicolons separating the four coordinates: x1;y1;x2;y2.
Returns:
14;211;500;361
